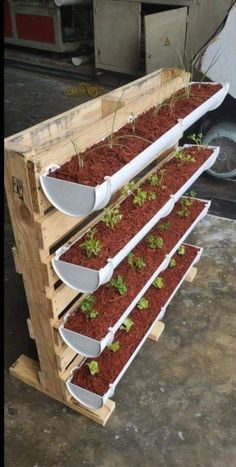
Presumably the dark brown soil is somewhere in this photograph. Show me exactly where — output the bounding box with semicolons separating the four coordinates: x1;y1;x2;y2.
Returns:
71;244;199;396
65;198;205;340
61;147;212;270
49;83;221;187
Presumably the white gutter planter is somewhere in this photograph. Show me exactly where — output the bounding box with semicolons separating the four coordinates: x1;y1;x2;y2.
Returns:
52;145;219;293
39;82;229;218
66;245;203;410
58;198;210;357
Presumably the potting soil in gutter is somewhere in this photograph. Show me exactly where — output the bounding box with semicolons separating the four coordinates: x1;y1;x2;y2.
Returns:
59;197;210;357
67;244;202;409
40;82;228;217
52;145;218;292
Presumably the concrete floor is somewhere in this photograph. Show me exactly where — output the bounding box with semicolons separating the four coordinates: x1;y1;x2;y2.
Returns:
4;65;236;467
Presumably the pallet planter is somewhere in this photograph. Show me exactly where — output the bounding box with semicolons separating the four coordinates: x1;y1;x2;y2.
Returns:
40;82;228;217
59;196;210;357
4;68;228;425
66;244;202;409
52;145;218;293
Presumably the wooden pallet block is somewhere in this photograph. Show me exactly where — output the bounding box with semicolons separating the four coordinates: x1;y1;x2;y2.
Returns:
5;68;190;424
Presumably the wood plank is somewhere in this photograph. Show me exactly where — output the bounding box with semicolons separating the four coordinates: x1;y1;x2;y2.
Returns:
9;355;115;426
4;149;64;399
148;321;165;342
184;266;198;283
26;318;35;340
12;246;22;274
55;344;77;372
47;284;81;319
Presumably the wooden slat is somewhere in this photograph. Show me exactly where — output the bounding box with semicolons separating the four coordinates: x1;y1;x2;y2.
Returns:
9;355;115;426
184;266;198;283
47;283;81;320
148;321;165;342
55;344;77;372
26;318;35;340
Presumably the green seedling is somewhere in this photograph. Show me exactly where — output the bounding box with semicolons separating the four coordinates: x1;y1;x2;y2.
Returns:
80;227;101;258
177;245;185;256
148;191;157;201
152;277;164;289
133;188;147;207
146;235;164;249
103;204;122;229
188;133;207;150
176;199;192;217
107;341;120;352
158;220;170;231
127;253;146;270
169;258;176;268
110;275;127;295
137;297;149;310
120;318;134;333
80;295;99;320
175;149;196;165
148;174;159;186
71;138;85;168
120;180;138;196
86;360;99;376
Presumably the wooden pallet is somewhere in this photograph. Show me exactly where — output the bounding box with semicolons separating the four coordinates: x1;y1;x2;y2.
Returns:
5;68;190;425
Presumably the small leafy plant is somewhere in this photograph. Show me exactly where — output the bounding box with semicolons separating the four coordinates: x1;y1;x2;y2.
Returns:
175;149;196;166
188;133;207;150
152;277;164;289
176;198;193;218
148;191;157;201
127;253;146;270
80;294;99;320
177;245;185;256
120;318;134;333
110;275;128;295
137;297;149;310
107;341;120;352
146;235;164;249
86;360;99;376
133;188;147;207
148;174;159;186
158;220;170;231
71;138;85;168
169;258;176;268
80;228;101;258
121;180;138;196
103;204;122;229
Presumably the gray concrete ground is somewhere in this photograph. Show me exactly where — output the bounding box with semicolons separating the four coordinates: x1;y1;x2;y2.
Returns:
4;65;236;467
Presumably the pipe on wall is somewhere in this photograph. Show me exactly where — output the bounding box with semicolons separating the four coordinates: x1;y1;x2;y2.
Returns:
54;0;91;6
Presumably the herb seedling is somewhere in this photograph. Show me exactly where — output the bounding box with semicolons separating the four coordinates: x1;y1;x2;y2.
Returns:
169;258;176;268
146;235;164;249
177;245;185;256
176;198;193;217
137;297;149;310
107;341;120;352
175;150;196;165
133;188;147;207
188;133;206;150
80;227;101;258
148;174;158;186
152;277;164;289
80;294;99;319
120;318;134;333
103;204;122;229
121;180;138;196
71;138;85;168
148;191;157;201
86;360;99;376
110;275;128;295
158;220;170;231
127;253;146;270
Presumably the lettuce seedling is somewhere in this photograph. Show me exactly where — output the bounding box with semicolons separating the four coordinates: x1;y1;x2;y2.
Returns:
175;150;196;165
137;297;149;310
146;235;164;249
169;258;176;268
177;245;185;256
188;133;207;150
103;204;122;229
107;341;120;352
121;180;138;196
80;295;99;319
158;220;170;231
133;188;147;207
80;227;101;258
152;277;164;289
127;253;146;270
120;318;134;333
109;275;128;295
148;191;157;201
86;360;99;376
148;174;158;186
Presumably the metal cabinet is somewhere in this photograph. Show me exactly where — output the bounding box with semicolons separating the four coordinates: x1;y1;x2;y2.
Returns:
94;0;233;75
